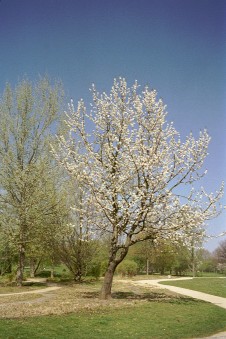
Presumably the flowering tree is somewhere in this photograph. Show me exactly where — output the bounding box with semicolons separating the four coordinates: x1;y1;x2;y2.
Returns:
55;78;223;299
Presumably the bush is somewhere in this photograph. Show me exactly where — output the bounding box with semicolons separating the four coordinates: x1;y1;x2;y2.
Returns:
100;260;108;276
88;262;101;280
117;260;138;277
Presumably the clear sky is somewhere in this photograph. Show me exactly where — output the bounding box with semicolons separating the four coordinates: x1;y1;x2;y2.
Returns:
0;0;225;251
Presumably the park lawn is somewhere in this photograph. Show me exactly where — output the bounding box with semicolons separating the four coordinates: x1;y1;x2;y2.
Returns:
160;278;226;298
1;299;226;339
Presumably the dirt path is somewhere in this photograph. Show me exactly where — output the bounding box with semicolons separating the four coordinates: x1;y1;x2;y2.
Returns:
0;286;61;297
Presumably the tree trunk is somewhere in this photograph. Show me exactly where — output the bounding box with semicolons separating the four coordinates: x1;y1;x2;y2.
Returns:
16;243;25;286
50;267;54;279
30;259;35;278
76;238;83;282
100;261;118;299
146;259;149;275
191;244;196;277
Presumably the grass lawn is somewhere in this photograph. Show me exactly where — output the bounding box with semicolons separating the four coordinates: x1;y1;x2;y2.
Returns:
1;277;226;338
1;299;226;339
160;278;226;298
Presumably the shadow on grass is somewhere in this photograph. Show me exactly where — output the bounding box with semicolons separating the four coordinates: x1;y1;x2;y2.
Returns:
82;290;202;304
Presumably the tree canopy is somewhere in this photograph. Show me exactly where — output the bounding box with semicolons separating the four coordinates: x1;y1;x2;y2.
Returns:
55;78;223;299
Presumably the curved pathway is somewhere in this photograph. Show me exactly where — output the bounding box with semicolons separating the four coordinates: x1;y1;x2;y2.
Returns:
1;278;226;338
133;278;226;338
134;278;226;309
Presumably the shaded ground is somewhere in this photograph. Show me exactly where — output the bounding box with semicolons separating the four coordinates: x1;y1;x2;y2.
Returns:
0;278;186;319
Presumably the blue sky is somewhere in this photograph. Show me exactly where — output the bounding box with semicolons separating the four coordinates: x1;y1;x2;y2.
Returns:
0;0;225;251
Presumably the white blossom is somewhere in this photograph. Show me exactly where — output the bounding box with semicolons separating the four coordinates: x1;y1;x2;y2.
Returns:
53;78;223;298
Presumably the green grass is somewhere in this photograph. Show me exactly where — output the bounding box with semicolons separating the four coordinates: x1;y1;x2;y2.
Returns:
198;272;225;277
184;272;224;278
160;278;226;298
1;300;226;339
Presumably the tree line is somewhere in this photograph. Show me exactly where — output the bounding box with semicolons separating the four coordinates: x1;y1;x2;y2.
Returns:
0;77;223;299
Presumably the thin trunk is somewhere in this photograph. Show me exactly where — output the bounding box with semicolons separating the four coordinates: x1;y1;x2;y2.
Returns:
50;259;55;279
76;236;83;282
34;258;42;276
30;259;35;278
191;244;196;277
146;259;149;275
16;243;25;286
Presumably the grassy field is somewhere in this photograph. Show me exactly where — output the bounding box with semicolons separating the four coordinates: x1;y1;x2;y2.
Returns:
1;298;226;339
0;279;226;338
160;277;226;298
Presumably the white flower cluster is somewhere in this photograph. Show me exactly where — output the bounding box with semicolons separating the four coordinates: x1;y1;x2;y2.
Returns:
54;78;223;250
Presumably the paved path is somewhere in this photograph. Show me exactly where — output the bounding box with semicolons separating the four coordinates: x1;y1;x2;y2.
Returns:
134;278;226;309
133;278;226;339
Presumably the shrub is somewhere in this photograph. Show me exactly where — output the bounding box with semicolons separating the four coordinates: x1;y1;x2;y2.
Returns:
88;262;101;280
117;260;138;277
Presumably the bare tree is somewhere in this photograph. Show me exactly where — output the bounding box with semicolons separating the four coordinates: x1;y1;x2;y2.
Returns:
214;239;226;264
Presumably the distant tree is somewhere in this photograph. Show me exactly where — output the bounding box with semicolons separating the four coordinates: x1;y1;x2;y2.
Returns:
214;239;226;264
55;78;223;299
128;240;154;274
173;243;190;276
0;77;64;285
130;239;190;276
196;249;217;273
151;240;176;275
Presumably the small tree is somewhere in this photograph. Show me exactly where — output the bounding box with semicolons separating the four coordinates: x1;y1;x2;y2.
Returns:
173;243;190;276
53;177;98;282
55;78;223;299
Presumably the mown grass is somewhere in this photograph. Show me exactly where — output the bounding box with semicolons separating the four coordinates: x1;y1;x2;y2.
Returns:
160;277;226;298
0;299;226;339
1;276;226;338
